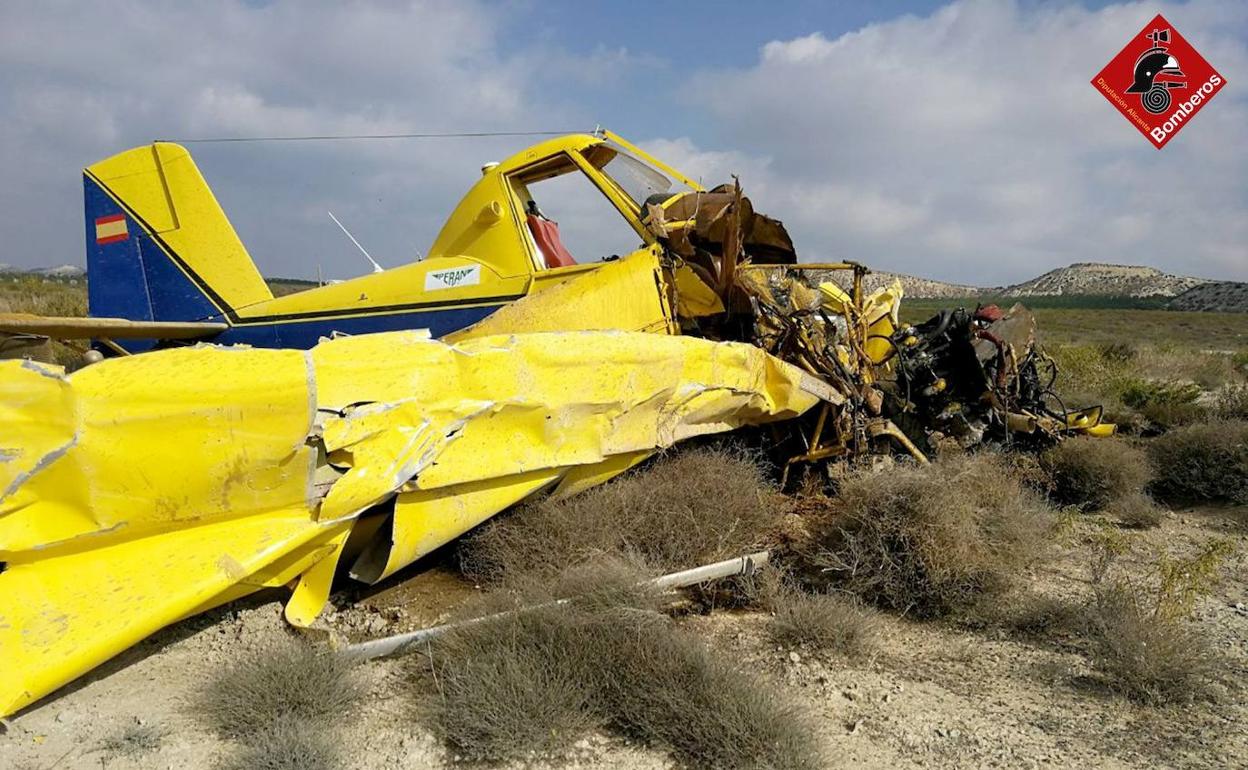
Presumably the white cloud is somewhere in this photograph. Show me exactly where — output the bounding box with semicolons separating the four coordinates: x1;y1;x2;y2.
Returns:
0;0;597;277
679;0;1248;284
0;0;1243;287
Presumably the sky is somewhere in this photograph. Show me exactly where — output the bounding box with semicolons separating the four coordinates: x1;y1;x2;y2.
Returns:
0;0;1244;285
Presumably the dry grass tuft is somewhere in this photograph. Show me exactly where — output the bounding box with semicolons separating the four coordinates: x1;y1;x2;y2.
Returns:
216;716;341;770
1041;437;1151;511
421;605;601;761
193;639;365;741
765;584;881;658
1213;385;1248;421
600;624;819;770
416;565;821;768
1147;420;1248;504
1090;581;1214;704
0;277;86;317
460;446;778;582
96;721;168;761
798;453;1054;617
982;591;1088;637
1086;537;1232;703
1110;491;1165;529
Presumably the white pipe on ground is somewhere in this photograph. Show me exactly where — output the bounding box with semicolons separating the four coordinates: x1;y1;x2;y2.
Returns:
342;550;770;662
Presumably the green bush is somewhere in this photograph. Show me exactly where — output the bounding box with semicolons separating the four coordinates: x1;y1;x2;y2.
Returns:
1120;379;1202;410
1114;378;1206;428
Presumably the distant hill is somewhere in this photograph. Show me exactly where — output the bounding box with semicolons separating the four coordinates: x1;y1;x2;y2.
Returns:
1167;281;1248;313
854;262;1211;300
0;264;85;279
3;261;1242;310
997;263;1209;298
865;271;982;299
33;265;87;278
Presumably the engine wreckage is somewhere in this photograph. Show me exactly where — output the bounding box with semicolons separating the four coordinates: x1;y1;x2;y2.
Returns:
0;132;1110;715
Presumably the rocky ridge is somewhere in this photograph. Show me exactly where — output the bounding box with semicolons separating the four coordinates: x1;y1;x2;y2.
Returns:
997;262;1209;298
1167;281;1248;313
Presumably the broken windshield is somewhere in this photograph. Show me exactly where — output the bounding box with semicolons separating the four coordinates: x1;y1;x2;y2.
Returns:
587;142;691;209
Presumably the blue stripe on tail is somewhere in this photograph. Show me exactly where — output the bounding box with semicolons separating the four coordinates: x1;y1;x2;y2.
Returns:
84;174;221;330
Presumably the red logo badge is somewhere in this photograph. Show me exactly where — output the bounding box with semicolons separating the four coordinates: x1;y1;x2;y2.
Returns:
1091;14;1225;149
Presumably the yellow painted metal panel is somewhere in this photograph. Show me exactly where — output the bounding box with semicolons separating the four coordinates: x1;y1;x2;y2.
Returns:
88;143;273;309
0;325;824;716
353;468;563;584
446;249;674;341
236;259;529;321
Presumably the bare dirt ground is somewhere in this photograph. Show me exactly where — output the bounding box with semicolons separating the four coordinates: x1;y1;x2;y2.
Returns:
3;505;1245;770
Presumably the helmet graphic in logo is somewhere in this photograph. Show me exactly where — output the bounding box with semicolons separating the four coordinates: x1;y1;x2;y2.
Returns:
1125;28;1187;114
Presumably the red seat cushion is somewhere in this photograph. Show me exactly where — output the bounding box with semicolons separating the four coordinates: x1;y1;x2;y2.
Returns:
527;214;576;268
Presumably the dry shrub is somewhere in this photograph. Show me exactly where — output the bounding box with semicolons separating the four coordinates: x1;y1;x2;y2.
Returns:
1041;437;1151;511
765;585;881;658
600;623;818;770
422;604;602;761
416;565;821;768
1090;582;1214;704
1139;399;1209;429
1127;345;1237;389
0;277;86;316
799;453;1054;617
1088;539;1231;703
1096;342;1137;363
1212;385;1248;421
1148;420;1248;504
460;446;777;582
217;716;340;770
1110;491;1165;529
984;591;1088;637
96;721;168;761
193;639;365;741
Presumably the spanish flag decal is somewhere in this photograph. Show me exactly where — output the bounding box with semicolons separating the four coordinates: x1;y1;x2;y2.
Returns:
95;214;128;245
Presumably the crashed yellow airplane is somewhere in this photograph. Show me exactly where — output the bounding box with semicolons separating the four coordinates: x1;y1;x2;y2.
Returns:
0;131;1108;716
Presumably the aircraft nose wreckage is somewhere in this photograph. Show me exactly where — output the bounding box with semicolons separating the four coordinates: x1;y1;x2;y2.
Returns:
0;131;1110;715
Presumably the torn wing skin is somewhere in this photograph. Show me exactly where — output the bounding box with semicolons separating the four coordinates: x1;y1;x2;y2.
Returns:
0;329;824;717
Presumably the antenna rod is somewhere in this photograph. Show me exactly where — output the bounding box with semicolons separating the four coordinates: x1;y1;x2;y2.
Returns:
327;211;384;274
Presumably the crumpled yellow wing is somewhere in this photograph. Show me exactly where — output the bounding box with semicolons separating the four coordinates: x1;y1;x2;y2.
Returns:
0;331;826;716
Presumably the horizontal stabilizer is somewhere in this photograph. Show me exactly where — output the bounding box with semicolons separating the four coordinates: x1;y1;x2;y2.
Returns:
0;313;227;340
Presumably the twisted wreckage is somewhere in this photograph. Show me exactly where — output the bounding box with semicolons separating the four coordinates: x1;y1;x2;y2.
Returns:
0;131;1111;715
